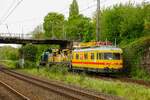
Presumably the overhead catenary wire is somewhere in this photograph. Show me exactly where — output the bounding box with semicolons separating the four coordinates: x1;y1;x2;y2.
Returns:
0;0;16;24
96;0;100;41
80;0;108;13
0;0;24;25
80;3;97;13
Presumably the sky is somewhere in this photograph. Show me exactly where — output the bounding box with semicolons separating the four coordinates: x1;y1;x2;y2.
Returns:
0;0;148;47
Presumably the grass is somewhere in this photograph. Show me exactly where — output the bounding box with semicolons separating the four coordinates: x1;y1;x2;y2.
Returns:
2;61;150;100
0;60;17;69
130;66;150;81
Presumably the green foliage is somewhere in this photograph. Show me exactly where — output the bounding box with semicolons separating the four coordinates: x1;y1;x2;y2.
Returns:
49;65;68;75
43;12;65;39
19;44;38;62
65;0;94;41
122;36;150;79
0;46;19;60
0;60;18;69
131;66;150;81
66;15;94;41
69;0;79;18
97;3;150;43
24;61;37;69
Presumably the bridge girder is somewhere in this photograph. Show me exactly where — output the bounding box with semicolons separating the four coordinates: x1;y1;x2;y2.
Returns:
0;37;73;49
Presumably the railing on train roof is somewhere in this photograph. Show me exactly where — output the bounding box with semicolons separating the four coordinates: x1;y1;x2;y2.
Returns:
73;41;113;49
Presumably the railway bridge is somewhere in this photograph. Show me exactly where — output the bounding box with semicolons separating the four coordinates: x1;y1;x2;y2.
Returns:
0;33;73;49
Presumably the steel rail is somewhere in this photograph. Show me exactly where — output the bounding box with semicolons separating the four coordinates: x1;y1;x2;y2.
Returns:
0;80;30;100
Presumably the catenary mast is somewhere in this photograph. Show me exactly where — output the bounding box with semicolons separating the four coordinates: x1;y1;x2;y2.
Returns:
96;0;100;41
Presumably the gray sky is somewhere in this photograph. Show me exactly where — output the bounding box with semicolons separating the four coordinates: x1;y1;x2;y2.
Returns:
0;0;146;34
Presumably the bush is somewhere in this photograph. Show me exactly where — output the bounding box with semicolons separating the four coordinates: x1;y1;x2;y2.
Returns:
122;36;150;80
19;44;38;62
24;61;37;69
49;64;68;75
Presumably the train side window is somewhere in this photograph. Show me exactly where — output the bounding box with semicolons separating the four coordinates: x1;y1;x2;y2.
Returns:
97;53;102;60
101;53;104;59
84;53;88;60
80;53;84;60
96;53;98;59
91;53;94;60
76;54;79;59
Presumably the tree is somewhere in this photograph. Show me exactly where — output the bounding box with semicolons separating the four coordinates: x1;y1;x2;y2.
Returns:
69;0;79;18
66;15;94;41
95;3;147;43
43;12;65;39
65;0;94;41
19;44;38;62
143;3;150;34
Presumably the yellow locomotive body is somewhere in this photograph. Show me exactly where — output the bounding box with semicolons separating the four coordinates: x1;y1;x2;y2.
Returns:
48;49;71;65
71;46;123;73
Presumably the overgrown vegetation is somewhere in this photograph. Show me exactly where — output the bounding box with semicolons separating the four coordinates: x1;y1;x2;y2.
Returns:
19;44;38;62
0;46;19;61
122;36;150;80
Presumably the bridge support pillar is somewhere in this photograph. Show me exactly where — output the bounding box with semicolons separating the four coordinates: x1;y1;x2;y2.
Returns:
60;42;73;49
19;44;25;68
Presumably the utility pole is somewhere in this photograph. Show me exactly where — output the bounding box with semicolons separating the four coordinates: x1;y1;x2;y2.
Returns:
22;25;24;39
51;22;54;39
63;24;65;39
96;0;100;41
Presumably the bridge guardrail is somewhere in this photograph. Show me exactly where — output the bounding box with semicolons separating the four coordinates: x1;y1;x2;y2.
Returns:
0;33;32;39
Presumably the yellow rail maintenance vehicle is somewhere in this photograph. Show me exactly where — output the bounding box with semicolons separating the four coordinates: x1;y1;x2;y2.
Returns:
70;42;123;73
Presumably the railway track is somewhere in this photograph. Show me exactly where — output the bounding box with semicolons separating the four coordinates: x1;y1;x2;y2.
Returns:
0;80;29;100
0;66;121;100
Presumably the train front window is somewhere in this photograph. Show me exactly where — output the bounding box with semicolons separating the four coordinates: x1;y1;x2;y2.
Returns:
104;53;113;60
104;53;121;60
113;53;121;60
